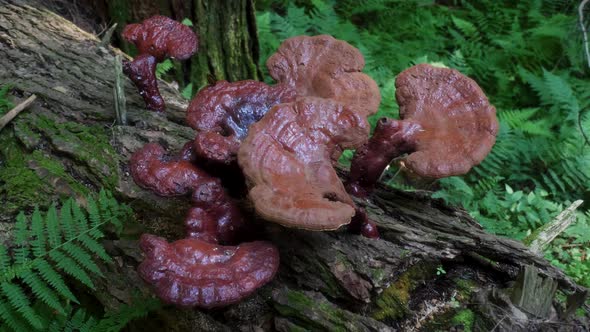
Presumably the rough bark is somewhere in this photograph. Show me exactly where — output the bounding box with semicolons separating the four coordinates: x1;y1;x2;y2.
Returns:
0;2;588;331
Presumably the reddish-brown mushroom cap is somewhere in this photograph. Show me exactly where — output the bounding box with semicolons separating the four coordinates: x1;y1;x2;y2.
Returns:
129;143;245;243
238;97;369;231
122;15;198;61
186;80;296;164
122;16;198;112
266;35;381;117
347;64;499;196
138;234;279;308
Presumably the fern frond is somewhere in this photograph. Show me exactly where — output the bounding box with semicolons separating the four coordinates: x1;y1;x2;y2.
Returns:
49;250;94;289
45;205;61;248
0;192;130;330
30;208;45;257
33;260;78;304
155;59;173;79
20;271;64;314
62;243;103;277
93;298;162;332
0;301;32;332
78;234;111;263
0;283;43;329
60;200;76;241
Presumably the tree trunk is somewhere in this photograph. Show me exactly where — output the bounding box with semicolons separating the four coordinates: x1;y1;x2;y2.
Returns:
0;2;588;331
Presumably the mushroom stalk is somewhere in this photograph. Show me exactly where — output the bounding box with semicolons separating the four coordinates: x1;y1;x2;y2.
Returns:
347;64;498;198
347;118;421;197
122;54;165;112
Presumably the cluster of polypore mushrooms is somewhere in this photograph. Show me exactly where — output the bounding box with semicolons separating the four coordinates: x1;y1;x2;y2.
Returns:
123;16;498;308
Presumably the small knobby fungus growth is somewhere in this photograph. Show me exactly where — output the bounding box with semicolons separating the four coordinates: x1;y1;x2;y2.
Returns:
122;16;198;112
346;64;499;197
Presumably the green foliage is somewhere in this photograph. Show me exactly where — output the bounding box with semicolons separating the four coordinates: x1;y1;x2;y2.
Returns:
43;298;161;332
256;0;590;287
181;83;194;100
181;18;193;27
155;59;174;79
0;85;14;116
0;190;132;331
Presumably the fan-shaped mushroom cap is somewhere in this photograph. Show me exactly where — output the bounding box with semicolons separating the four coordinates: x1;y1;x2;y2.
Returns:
395;64;498;177
122;15;198;61
347;64;498;196
138;234;279;308
238;98;369;231
266;35;381;117
186;80;296;164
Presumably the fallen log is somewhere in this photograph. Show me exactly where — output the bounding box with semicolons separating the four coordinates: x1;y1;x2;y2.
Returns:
0;2;588;331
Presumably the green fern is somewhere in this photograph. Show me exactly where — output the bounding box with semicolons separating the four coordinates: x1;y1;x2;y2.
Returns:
0;190;130;331
41;297;161;332
155;59;174;79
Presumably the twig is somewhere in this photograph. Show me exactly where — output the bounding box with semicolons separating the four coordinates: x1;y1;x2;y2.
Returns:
580;0;590;69
526;200;583;254
99;23;118;47
0;95;36;131
113;55;127;125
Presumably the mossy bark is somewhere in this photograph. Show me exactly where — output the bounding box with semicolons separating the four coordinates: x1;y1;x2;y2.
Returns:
0;2;588;331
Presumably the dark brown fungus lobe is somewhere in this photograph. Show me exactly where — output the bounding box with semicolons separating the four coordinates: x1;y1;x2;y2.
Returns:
129;143;244;244
137;234;279;308
238;97;370;231
186;80;296;164
347;64;499;197
122;54;165;112
122;16;198;112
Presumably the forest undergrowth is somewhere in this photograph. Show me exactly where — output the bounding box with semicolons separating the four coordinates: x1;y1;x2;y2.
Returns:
255;0;590;287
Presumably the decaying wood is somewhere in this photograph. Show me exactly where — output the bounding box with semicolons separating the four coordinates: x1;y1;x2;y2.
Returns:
0;94;36;131
0;2;588;331
527;200;583;254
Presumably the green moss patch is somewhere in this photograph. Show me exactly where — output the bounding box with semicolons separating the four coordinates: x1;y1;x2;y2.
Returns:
23;115;119;190
373;262;437;321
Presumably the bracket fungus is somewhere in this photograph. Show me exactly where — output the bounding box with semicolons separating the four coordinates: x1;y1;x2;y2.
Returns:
124;19;414;309
347;64;499;197
186;80;296;164
238;98;370;231
185;35;380;166
138;234;279;308
122;16;198;112
129;143;280;307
